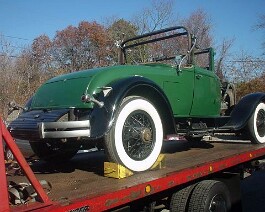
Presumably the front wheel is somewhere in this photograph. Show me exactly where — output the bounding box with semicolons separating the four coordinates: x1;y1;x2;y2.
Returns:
104;96;163;172
246;102;265;144
30;140;80;162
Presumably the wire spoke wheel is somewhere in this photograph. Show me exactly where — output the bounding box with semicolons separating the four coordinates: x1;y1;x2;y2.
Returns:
123;110;155;161
104;96;163;172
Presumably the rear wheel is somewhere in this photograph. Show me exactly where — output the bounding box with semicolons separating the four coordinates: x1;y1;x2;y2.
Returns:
104;96;163;172
246;102;265;144
169;184;197;212
30;140;80;162
187;180;231;212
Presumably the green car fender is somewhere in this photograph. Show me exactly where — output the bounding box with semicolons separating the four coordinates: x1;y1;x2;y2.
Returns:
223;92;265;131
88;76;176;139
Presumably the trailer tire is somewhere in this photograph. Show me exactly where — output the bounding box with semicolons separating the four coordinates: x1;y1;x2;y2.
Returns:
187;180;231;212
247;102;265;144
169;184;196;212
29;140;80;162
104;96;163;172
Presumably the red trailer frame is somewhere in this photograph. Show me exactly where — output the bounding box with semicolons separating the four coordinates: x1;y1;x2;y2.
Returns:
0;119;52;212
2;117;265;211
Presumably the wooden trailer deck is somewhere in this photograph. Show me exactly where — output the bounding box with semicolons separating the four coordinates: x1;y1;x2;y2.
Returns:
8;136;265;211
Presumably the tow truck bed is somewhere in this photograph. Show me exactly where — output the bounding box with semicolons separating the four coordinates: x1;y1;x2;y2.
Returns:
8;137;265;211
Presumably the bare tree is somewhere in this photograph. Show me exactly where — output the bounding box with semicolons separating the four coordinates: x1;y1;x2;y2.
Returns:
180;9;215;69
255;14;265;54
232;52;265;99
182;9;213;49
32;35;53;75
132;0;176;34
227;50;265;84
107;19;138;64
14;48;46;103
215;38;235;81
0;34;18;117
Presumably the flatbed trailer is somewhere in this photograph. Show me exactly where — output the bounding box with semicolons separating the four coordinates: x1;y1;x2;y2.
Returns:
2;119;265;212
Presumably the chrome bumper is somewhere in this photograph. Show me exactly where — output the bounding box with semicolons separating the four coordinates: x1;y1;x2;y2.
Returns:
39;120;90;139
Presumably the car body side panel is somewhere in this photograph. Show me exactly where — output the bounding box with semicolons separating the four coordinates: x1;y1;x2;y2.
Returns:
30;64;204;117
190;66;221;117
163;67;194;116
79;64;196;117
88;76;176;138
87;64;220;118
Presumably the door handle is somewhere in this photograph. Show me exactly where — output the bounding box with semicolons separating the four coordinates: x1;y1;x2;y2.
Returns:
196;74;202;79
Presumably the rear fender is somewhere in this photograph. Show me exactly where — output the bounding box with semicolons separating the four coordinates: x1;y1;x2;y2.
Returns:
223;92;265;130
88;76;176;138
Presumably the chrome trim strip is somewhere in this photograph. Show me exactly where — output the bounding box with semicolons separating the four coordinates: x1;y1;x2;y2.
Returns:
39;120;90;139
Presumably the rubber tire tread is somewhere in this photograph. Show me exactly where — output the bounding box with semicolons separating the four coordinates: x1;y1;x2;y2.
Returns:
170;184;197;212
104;96;135;164
104;124;119;163
187;180;231;212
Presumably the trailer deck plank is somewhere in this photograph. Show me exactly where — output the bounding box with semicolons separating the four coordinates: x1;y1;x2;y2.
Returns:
8;138;265;210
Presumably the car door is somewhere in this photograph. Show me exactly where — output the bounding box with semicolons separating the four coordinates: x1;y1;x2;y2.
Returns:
163;66;195;116
190;66;221;117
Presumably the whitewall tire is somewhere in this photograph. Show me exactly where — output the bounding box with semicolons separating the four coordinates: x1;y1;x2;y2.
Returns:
247;102;265;144
105;96;163;172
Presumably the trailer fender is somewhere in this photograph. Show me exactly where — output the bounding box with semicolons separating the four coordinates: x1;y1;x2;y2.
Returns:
88;76;176;138
223;92;265;131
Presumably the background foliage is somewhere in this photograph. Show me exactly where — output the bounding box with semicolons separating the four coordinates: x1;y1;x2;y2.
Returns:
0;0;264;118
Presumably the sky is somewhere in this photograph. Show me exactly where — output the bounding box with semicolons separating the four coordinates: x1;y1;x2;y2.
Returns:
0;0;264;57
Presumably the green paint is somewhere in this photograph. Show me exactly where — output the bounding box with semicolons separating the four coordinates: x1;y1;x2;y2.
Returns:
31;59;221;117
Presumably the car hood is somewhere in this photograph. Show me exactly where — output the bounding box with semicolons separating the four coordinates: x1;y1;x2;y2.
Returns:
30;63;175;110
30;67;110;109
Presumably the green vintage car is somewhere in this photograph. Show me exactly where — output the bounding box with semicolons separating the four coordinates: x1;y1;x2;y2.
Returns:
9;26;265;172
